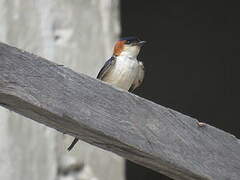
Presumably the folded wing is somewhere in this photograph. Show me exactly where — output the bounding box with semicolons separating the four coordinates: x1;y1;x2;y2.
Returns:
97;56;116;80
129;61;145;92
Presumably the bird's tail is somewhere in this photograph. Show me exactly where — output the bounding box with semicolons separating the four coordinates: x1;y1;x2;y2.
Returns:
67;138;79;151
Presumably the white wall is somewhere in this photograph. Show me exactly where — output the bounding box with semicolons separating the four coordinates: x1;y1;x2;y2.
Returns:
0;0;123;180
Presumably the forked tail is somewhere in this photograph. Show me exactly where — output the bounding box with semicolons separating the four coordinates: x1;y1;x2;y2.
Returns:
67;138;79;151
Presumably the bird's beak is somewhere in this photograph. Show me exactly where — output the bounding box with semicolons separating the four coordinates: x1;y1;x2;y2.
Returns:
137;41;146;47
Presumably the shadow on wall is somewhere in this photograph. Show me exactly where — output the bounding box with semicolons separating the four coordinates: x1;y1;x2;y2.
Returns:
121;0;240;180
125;161;172;180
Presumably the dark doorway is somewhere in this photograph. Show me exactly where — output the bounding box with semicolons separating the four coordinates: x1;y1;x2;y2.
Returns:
121;1;240;179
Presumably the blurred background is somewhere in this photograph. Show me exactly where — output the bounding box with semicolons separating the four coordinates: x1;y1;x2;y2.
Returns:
0;0;239;180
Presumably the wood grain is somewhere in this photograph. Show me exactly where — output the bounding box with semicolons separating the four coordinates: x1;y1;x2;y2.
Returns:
0;42;239;180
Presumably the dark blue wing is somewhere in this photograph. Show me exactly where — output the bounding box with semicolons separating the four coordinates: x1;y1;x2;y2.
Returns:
97;56;116;80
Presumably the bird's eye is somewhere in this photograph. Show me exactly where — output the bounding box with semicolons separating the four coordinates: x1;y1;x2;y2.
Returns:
125;40;131;44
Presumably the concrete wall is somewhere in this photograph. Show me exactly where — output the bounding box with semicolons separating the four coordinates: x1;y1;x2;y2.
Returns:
0;0;123;180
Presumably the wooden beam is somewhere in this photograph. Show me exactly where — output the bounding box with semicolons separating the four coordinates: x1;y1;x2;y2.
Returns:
0;42;239;180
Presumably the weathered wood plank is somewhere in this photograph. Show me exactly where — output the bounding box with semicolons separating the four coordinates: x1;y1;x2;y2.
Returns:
0;42;239;180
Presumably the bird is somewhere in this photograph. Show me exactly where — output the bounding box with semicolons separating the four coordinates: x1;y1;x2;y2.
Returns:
67;37;146;151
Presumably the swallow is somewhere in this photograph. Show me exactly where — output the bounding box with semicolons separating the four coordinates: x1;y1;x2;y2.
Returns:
67;37;146;151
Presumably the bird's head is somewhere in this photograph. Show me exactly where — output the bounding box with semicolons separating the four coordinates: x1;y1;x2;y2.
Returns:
113;37;146;58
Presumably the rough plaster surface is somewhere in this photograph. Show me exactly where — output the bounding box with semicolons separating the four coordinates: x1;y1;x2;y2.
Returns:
0;0;122;180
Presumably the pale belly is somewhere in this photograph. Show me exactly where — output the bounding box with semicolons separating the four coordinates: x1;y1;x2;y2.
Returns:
102;58;139;91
